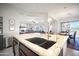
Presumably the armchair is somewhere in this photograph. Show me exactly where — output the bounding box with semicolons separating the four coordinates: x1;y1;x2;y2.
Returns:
68;31;76;45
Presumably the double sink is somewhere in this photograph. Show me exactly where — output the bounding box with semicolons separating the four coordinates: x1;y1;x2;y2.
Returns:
26;37;56;49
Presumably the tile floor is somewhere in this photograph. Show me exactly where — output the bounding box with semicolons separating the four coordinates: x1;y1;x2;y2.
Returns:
0;47;13;56
66;48;79;56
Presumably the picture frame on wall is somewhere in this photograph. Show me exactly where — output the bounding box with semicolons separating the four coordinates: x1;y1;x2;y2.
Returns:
9;19;15;31
10;25;15;31
10;19;15;25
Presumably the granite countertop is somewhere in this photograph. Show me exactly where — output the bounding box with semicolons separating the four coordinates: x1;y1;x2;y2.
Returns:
13;33;68;56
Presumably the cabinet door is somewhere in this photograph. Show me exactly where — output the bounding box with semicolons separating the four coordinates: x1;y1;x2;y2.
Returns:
19;42;38;56
0;35;3;50
0;17;3;35
13;37;19;56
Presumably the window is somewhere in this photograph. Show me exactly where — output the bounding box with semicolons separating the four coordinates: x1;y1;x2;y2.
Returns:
70;21;79;30
61;21;79;32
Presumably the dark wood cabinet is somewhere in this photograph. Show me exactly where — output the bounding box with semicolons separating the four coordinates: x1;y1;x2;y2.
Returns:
0;35;3;50
13;37;63;56
0;17;3;50
13;38;38;56
12;37;19;56
19;42;38;56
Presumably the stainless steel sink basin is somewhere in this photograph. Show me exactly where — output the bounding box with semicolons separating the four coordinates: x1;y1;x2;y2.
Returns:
27;37;47;45
26;37;56;49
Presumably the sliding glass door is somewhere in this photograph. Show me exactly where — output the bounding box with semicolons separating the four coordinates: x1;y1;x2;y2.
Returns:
61;20;79;32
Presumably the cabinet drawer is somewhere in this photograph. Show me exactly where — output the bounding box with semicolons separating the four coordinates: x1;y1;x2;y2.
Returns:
19;42;38;56
19;49;26;56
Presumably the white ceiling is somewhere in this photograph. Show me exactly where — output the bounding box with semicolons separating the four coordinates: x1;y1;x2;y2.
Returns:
1;3;79;20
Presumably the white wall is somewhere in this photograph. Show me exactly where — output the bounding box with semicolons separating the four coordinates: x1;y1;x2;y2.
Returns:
0;5;48;37
1;4;79;35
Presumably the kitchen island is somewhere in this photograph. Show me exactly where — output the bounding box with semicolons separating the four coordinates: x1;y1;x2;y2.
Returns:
13;33;68;56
